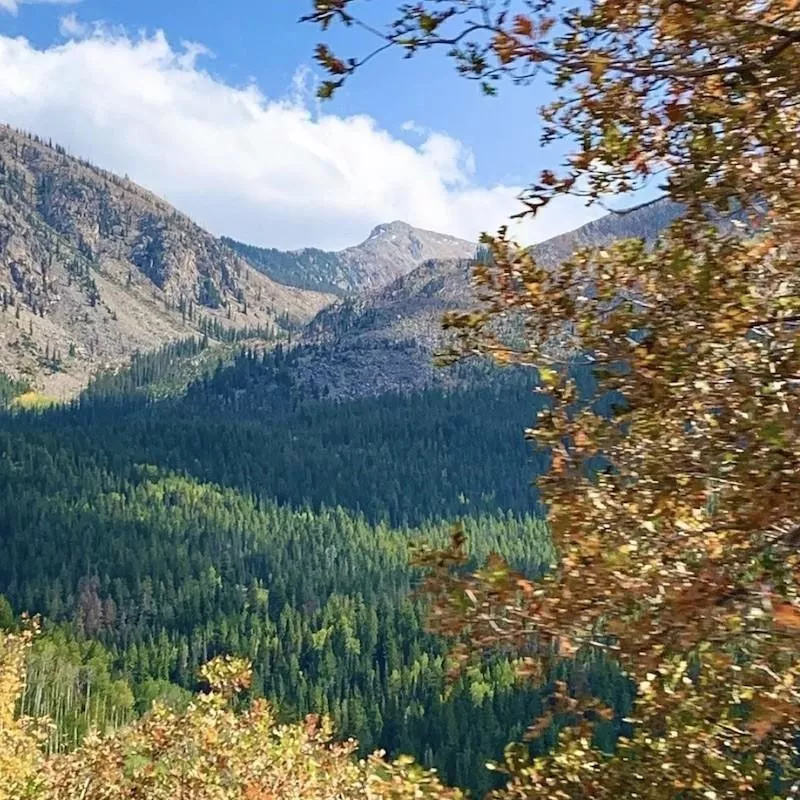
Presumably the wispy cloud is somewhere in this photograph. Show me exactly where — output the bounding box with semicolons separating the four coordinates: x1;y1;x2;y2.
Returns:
57;12;86;37
0;23;601;250
0;0;80;16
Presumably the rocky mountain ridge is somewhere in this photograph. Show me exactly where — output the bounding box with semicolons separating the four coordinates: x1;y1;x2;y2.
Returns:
0;125;333;398
290;197;685;398
0;122;686;402
223;220;477;296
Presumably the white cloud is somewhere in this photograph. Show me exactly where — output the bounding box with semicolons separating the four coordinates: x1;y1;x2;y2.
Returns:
1;0;79;16
0;25;603;251
58;12;85;37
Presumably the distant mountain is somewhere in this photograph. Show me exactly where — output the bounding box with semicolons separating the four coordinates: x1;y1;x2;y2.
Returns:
293;258;475;398
0;119;682;401
223;220;477;296
532;196;683;262
292;197;684;398
0;125;333;398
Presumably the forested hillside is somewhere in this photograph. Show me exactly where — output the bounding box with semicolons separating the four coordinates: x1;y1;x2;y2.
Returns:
301;0;800;793
0;344;630;795
0;146;683;798
2;0;798;794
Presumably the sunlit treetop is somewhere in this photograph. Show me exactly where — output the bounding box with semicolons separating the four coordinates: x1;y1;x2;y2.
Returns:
0;628;463;800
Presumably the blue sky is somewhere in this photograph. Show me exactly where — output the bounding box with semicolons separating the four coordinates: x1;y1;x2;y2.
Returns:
0;0;601;250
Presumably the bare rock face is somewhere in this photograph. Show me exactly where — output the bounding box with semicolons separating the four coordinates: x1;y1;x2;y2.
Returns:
0;125;333;398
293;198;684;399
335;220;477;293
223;220;477;296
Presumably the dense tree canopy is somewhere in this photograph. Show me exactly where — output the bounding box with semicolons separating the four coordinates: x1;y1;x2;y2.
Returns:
0;349;633;795
2;1;799;796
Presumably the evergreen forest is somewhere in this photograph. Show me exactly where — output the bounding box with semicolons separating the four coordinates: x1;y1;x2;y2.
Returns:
0;341;632;796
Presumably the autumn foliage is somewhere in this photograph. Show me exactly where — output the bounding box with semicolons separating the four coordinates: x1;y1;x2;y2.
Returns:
307;0;800;796
0;627;460;799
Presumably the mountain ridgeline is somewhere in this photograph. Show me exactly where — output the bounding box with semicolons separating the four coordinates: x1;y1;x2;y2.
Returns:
0;125;333;398
269;197;684;400
0;122;680;401
223;220;477;296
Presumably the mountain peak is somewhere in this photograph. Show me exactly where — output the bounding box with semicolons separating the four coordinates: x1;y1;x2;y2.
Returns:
366;220;412;239
227;221;476;298
298;196;684;400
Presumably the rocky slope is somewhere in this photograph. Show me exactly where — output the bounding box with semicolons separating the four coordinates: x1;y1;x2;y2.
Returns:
291;197;684;398
0;126;333;398
223;220;477;296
